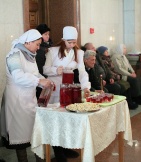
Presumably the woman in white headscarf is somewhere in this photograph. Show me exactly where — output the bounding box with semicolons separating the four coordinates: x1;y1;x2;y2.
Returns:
1;29;52;162
111;44;141;103
43;26;91;162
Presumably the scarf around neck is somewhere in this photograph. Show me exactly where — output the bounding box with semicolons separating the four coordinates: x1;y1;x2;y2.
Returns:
15;43;36;63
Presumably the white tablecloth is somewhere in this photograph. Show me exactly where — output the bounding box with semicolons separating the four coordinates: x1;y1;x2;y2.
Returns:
31;100;132;162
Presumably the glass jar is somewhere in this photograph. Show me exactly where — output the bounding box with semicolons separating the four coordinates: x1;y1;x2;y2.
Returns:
72;84;82;104
60;84;72;107
38;84;55;107
62;69;74;84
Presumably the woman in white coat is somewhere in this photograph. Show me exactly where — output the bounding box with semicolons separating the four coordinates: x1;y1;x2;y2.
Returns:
111;44;141;104
43;26;91;162
1;29;52;162
43;26;90;103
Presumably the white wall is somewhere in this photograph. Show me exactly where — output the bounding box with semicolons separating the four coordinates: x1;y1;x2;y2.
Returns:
0;0;24;107
124;0;141;53
124;0;135;52
80;0;141;53
80;0;123;50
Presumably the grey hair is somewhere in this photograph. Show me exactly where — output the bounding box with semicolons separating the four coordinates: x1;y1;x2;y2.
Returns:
84;50;96;59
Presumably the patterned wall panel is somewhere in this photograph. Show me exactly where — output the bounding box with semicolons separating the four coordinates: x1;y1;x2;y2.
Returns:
48;0;80;45
23;0;80;44
29;0;39;29
29;12;38;28
31;0;38;2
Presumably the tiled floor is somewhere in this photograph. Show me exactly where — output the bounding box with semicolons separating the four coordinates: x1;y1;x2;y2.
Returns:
1;106;141;162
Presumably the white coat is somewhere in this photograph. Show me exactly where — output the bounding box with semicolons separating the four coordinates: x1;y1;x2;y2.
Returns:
111;54;134;81
1;48;42;144
43;47;90;103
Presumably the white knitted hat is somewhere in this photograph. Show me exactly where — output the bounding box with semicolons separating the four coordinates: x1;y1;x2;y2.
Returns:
62;26;78;40
12;29;42;49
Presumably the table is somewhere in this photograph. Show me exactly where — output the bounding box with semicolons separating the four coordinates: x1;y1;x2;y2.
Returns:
31;100;133;162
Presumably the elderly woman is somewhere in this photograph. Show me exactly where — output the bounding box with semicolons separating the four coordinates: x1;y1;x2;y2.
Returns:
1;29;52;162
96;46;138;109
111;44;141;104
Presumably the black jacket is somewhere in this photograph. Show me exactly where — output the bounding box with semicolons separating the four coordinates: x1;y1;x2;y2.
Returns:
96;53;113;82
36;42;49;99
73;66;108;92
36;42;49;78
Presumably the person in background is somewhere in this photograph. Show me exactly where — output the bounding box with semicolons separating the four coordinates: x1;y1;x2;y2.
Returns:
43;26;91;162
96;46;138;109
84;43;121;95
0;29;53;162
111;44;141;104
36;24;52;77
36;23;52;99
82;42;96;52
74;50;108;93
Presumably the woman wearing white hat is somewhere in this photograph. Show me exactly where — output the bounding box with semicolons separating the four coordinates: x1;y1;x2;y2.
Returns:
43;26;91;162
1;29;52;162
43;26;90;103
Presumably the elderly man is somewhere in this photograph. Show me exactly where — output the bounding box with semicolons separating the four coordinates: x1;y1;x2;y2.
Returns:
83;50;108;92
74;50;122;95
74;50;107;93
84;42;96;51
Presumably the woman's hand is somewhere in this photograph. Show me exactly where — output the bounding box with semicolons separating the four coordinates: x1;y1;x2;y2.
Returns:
130;73;136;78
57;66;64;75
39;79;54;88
83;88;90;98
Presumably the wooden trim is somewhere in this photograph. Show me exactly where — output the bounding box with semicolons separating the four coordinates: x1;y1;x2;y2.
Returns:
23;0;30;31
44;0;50;26
23;0;81;45
80;148;84;162
118;131;124;162
23;0;50;31
74;0;81;47
45;144;51;162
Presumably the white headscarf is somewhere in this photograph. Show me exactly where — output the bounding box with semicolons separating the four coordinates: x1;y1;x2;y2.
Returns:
114;44;126;55
11;29;42;49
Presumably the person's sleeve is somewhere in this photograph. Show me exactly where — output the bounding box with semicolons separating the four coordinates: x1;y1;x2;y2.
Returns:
113;58;131;76
43;49;58;76
104;63;114;80
7;52;39;87
38;73;45;79
77;50;91;90
67;61;77;68
127;59;135;73
11;69;39;87
36;49;44;74
73;69;80;83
